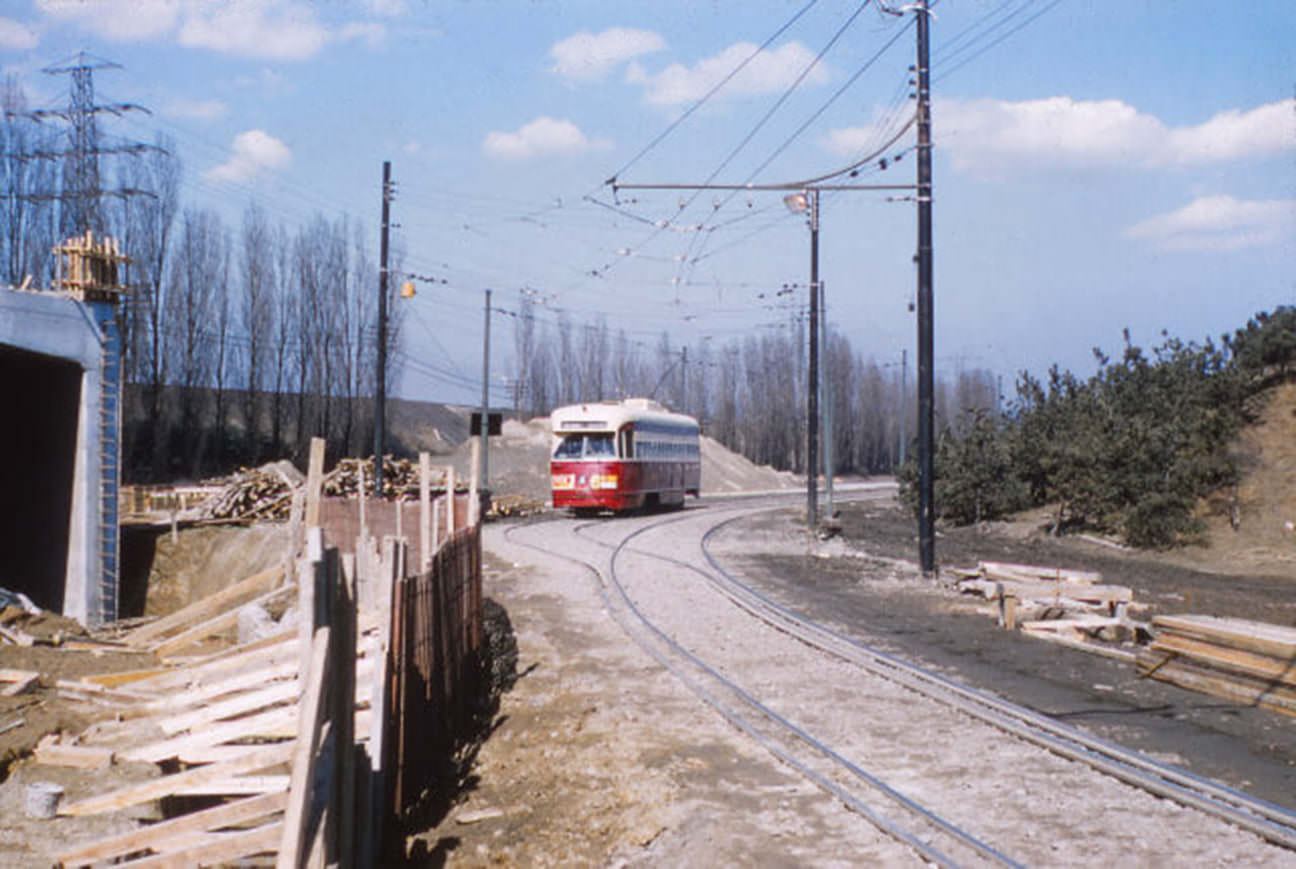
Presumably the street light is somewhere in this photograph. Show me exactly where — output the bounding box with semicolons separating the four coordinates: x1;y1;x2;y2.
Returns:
784;188;820;530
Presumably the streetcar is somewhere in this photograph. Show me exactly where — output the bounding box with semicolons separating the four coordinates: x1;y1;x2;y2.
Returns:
550;398;701;513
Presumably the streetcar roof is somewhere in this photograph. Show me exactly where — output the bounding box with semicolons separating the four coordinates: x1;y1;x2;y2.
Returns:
549;398;699;434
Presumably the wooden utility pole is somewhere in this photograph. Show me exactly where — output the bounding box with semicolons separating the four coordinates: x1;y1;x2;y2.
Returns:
374;160;392;498
480;289;492;489
915;0;936;574
806;189;820;529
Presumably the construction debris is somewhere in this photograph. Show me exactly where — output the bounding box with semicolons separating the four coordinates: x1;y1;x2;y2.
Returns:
1138;615;1296;718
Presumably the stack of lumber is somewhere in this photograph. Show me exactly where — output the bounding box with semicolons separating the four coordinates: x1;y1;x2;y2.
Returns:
950;561;1138;659
1138;615;1296;718
488;494;545;518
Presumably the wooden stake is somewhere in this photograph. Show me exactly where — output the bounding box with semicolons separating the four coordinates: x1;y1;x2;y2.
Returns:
419;452;432;573
305;437;326;528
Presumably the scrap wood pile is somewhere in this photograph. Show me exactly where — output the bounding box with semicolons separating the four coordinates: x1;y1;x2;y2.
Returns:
947;561;1142;660
193;456;455;523
322;455;435;500
1138;615;1296;718
34;551;385;867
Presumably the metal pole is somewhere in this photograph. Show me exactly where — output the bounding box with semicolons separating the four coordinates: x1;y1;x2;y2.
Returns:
822;280;833;518
916;0;936;574
806;189;820;530
374;160;391;498
480;288;491;489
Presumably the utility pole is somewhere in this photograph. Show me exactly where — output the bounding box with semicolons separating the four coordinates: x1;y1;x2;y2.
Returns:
680;345;688;413
915;0;936;574
480;288;492;489
807;189;820;529
899;348;908;466
821;279;833;519
373;160;392;497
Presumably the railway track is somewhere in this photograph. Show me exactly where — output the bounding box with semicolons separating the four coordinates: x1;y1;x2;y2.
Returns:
504;496;1296;866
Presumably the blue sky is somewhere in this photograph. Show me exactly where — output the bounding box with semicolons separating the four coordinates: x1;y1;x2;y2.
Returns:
3;0;1293;407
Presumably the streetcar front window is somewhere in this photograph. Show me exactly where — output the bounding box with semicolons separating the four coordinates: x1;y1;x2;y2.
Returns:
554;436;584;459
553;433;617;460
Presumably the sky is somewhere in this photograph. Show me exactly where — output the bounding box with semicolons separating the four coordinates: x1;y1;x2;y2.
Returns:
2;0;1293;408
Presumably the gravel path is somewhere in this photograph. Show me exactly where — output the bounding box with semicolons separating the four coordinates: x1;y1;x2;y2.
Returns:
412;499;1295;865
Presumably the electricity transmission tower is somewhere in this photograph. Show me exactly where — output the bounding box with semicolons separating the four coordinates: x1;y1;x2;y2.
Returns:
29;52;156;237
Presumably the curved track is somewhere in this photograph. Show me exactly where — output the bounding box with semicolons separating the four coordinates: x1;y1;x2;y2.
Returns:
504;494;1296;866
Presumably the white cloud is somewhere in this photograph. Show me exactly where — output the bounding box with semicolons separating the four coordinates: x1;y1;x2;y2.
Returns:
37;0;389;60
550;27;664;83
0;17;39;51
630;41;829;106
923;96;1295;171
179;1;327;60
164;98;228;121
205;129;292;182
482;117;611;160
37;0;179;41
1125;195;1295;252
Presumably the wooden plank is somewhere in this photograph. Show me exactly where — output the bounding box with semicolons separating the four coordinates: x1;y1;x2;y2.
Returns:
1152;614;1296;661
960;577;1131;605
34;742;113;769
305;437;325;528
277;627;332;869
445;465;457;537
81;667;175;689
157;677;299;737
122;705;299;764
1151;633;1296;689
60;741;295;817
122;630;297;695
419;452;432;573
57;790;287;864
123;566;285;647
1020;617;1121;633
1020;627;1138;663
979;561;1103;584
469;436;481;527
123;820;283;869
1138;651;1296;717
173;774;291;796
151;583;297;659
146;660;299;713
0;669;39;696
337;552;359;868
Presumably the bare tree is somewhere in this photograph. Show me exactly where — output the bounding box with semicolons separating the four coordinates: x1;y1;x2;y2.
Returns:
239;202;275;459
166;208;224;474
1;77;57;290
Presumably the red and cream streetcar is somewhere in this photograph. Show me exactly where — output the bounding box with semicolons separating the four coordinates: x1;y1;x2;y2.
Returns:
550;398;701;513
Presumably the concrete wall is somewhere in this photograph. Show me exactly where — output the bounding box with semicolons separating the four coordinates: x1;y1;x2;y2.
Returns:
0;288;112;624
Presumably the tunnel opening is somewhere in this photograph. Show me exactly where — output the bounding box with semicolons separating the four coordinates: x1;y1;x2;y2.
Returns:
0;344;82;612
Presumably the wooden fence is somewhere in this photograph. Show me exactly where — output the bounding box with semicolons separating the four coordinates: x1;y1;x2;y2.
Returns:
53;437;485;868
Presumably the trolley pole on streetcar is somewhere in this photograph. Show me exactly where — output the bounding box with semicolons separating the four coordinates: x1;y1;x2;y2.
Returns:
915;0;937;575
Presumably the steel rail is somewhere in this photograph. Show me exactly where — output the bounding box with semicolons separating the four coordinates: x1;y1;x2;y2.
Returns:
525;504;1018;867
693;510;1296;851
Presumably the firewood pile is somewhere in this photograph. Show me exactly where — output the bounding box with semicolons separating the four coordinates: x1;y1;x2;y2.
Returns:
1138;615;1296;718
197;460;304;522
321;456;440;500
